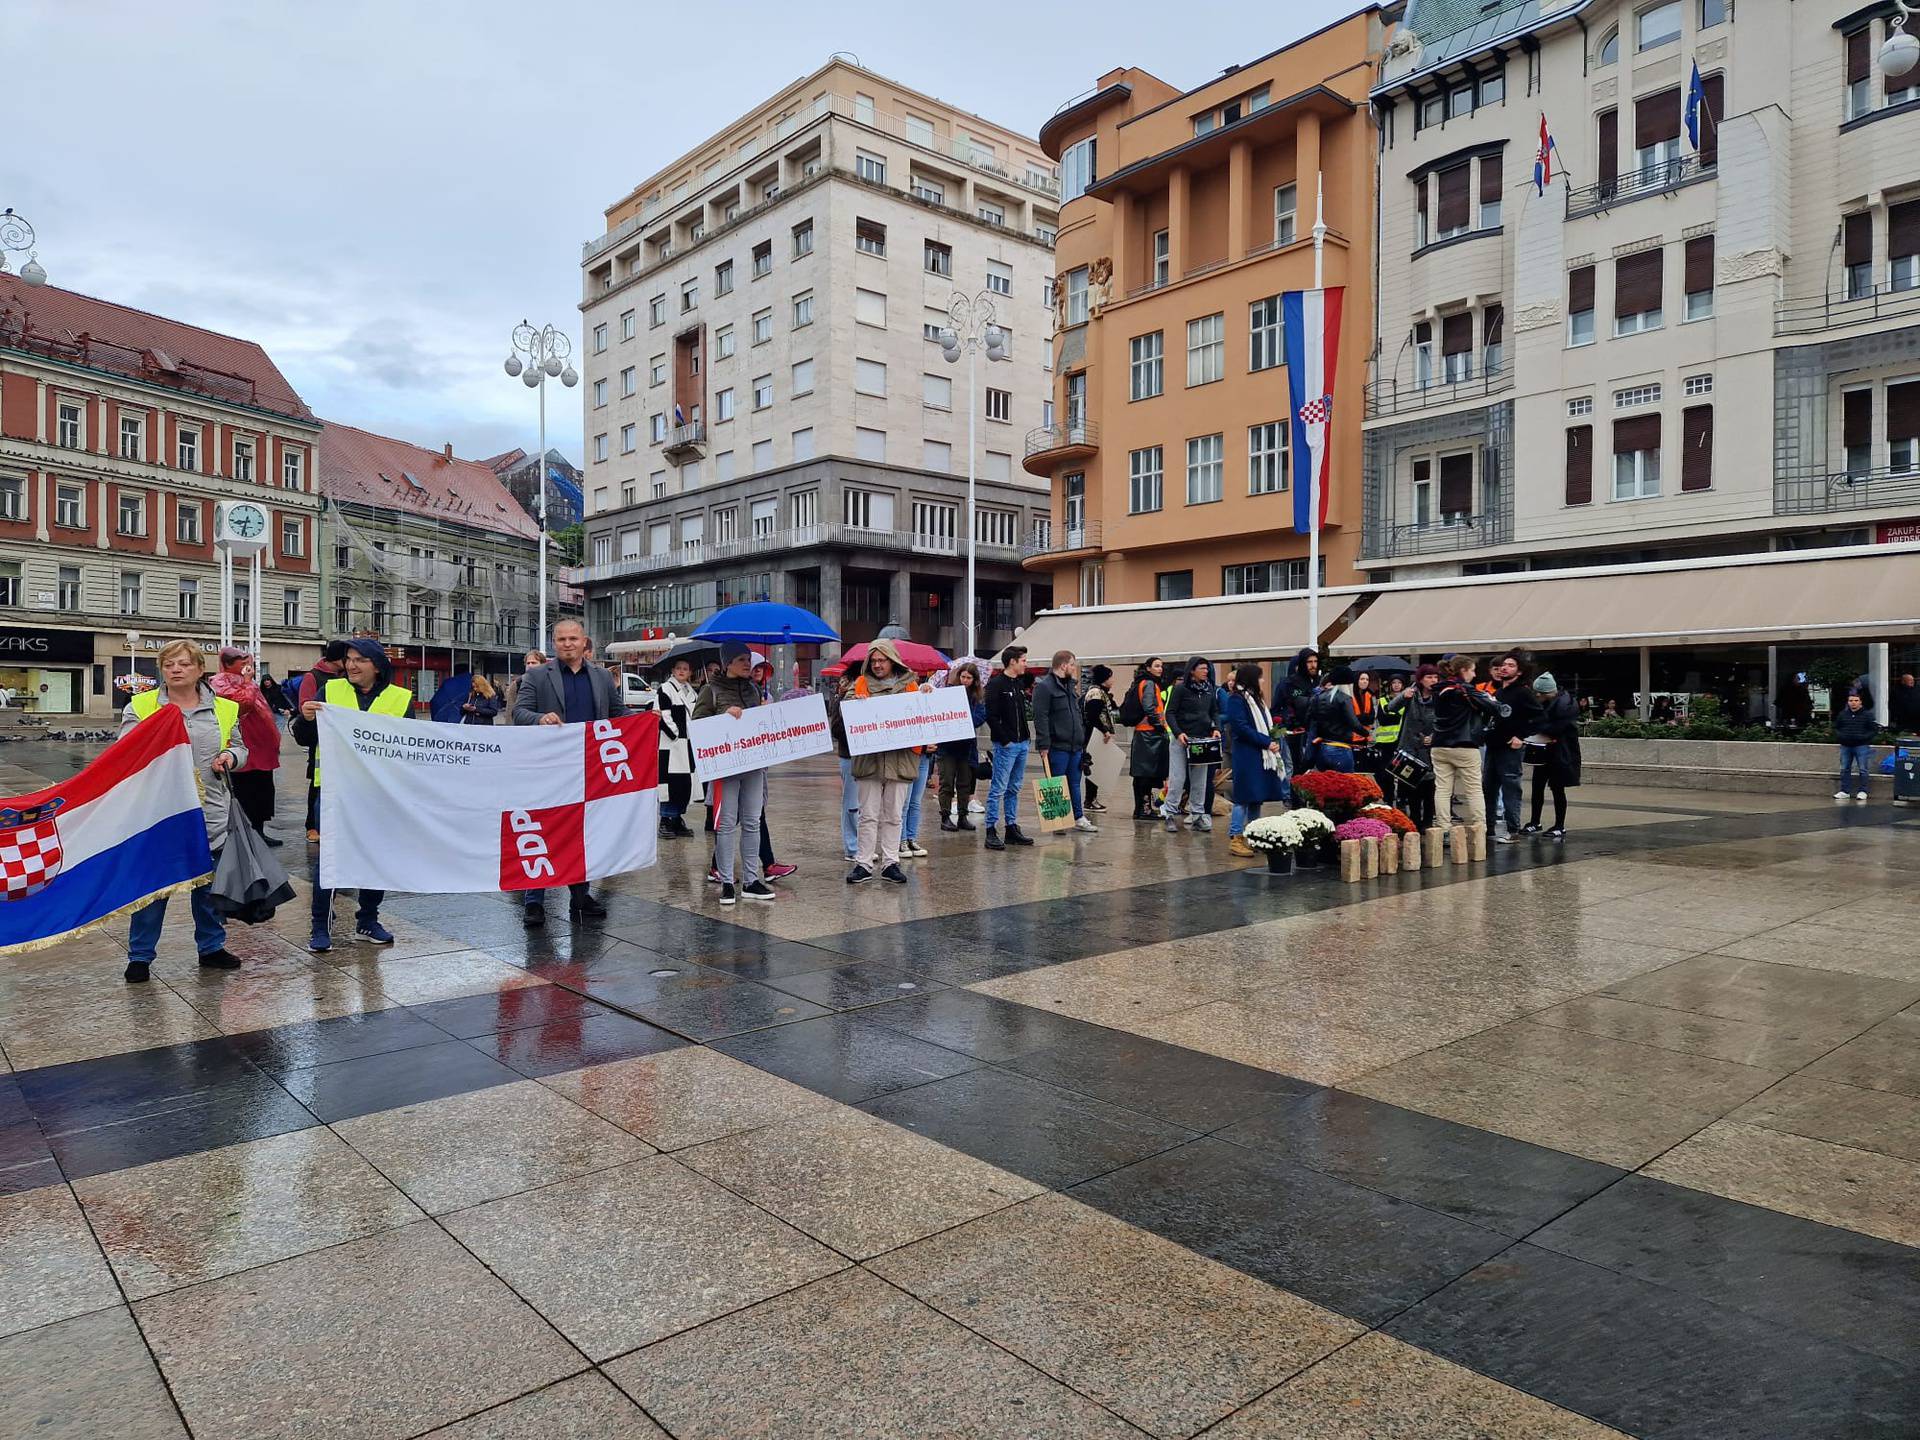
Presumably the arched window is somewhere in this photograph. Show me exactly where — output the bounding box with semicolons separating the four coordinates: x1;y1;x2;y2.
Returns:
1598;29;1619;64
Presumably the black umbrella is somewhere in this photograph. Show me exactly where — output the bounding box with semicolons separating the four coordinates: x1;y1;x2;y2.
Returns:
643;638;723;681
1346;654;1416;675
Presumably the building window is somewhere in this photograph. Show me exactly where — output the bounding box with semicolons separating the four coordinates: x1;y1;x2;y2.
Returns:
1248;422;1288;495
1568;265;1596;345
176;501;201;544
620;310;636;341
1129;332;1163;400
753;374;775;409
1845;212;1874;299
1152;230;1170;287
789;489;819;529
1186;314;1224;387
334;594;352;631
1128;446;1163;513
912;500;957;551
1612;415;1662;499
843;486;893;530
1634;88;1682;178
0;562;18;606
593;378;608;408
855;219;887;257
975;507;1018;547
855;427;886;461
1683;373;1714;397
1063;472;1086;534
1065;266;1089;325
283;588;302;628
1638;0;1681;51
281;517;303;556
1567;396;1595;417
923;240;954;279
611;367;630;399
1681;404;1714;491
1478;152;1503;229
713;507;739;545
792;358;815;394
1565;426;1594;505
649;295;667;326
1614;383;1662;409
747;240;771;279
1060;137;1096;201
625;423;640;452
176;576;197;621
855;288;886;327
750;498;777;541
370;597;387;632
1156;570;1193;602
716;388;735;422
1273;185;1297;247
118;412;144;461
1185;434;1224;504
715;326;735;360
681;278;699;312
975;200;1005;227
593;323;609;352
715;260;735;297
1249;297;1283;371
752;308;773;344
1433;163;1471;240
233;438;254;482
792;291;814;327
855;150;886;185
912;177;946;205
923;373;953;410
791;428;815;462
1613;249;1664;335
116;492;145;537
177;427;199;471
922;440;952;472
792;220;814;258
119;571;142;616
854;359;886;396
57;401;82;448
0;474;23;520
56;482;84;528
985;388;1011;422
986;261;1012;296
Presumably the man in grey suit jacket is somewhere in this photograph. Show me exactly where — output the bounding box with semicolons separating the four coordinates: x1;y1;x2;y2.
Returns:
512;619;626;926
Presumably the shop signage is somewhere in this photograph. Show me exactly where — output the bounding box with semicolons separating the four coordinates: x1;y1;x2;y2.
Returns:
1876;519;1920;544
0;626;92;666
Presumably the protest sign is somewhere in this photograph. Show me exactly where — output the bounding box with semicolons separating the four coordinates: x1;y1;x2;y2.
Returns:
840;686;977;756
690;693;833;782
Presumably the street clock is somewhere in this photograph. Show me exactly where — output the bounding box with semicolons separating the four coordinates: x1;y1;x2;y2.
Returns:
215;501;269;555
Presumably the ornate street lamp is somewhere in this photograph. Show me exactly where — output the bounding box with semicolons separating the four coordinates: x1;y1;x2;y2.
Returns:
503;321;577;643
938;292;1010;662
1884;0;1919;78
0;209;47;287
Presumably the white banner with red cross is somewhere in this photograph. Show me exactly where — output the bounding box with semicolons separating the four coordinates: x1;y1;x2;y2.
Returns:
317;708;660;893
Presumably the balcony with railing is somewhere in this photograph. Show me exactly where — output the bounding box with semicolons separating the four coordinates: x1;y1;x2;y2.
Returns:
1565;155;1715;220
577;519;1041;587
662;421;706;458
1022;420;1099;476
1365;359;1511;421
1362;507;1513;561
1775;462;1920;516
1776;281;1920;337
1021;519;1102;561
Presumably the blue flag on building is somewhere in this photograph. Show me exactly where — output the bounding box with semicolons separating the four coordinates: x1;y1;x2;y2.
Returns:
1685;61;1706;150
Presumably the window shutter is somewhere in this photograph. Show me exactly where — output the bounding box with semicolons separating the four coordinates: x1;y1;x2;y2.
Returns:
1843;388;1872;449
1568;265;1595;313
1437;164;1470;231
1438;452;1474;514
1847;28;1871;85
1845;212;1873;268
1681;405;1713;491
1479;151;1502;204
1414;320;1432;347
1615;250;1664;317
1483;304;1504;349
1413;457;1431;486
1891;201;1920;261
1888;380;1920;442
1442;312;1473;356
1597;109;1618;181
1614;413;1661;455
1699;74;1724;165
1565;425;1593;505
1417;179;1429;226
1685;235;1714;296
1635;89;1682;147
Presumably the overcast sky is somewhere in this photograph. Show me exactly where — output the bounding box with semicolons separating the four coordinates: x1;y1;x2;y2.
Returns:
9;0;1341;462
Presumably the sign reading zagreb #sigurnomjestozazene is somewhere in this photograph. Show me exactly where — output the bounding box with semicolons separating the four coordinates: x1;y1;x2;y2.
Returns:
840;687;976;756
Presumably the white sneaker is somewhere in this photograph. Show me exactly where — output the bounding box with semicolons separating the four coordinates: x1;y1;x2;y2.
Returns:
1074;816;1099;833
967;800;985;814
1856;791;1869;802
1834;791;1849;800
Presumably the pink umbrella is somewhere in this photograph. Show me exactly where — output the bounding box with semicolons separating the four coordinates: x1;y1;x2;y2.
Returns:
835;640;952;675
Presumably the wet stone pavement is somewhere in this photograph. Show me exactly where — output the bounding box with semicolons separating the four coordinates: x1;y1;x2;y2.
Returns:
2;741;1918;1439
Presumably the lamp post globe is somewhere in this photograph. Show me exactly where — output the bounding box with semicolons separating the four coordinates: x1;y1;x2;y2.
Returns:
504;354;524;377
521;367;540;388
1884;28;1920;79
19;258;46;288
561;366;578;388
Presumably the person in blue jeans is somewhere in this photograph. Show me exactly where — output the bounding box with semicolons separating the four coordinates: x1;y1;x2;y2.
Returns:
981;645;1033;850
1033;649;1095;833
1834;690;1877;801
899;751;932;858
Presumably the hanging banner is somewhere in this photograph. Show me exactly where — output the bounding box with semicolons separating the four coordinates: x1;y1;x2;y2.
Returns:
318;708;660;893
690;693;833;782
841;687;976;756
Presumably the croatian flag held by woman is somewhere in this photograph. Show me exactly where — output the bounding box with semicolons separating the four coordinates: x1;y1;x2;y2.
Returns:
1282;286;1345;535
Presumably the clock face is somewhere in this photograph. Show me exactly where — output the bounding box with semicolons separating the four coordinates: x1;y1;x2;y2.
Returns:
226;505;266;538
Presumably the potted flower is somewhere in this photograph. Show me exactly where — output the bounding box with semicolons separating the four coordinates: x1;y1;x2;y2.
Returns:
1243;813;1308;873
1359;804;1418;835
1289;807;1336;867
1333;816;1394;845
1289;770;1384;821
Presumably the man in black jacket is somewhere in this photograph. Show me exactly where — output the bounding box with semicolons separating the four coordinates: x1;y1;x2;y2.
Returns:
1481;651;1543;843
1162;656;1221;833
981;646;1034;849
1033;650;1095;832
1279;648;1320;776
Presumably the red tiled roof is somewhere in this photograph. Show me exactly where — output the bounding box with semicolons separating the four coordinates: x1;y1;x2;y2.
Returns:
481;447;526;472
0;275;314;422
318;422;541;542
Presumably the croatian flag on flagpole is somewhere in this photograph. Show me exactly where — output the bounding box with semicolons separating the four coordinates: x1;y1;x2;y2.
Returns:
0;708;213;956
319;707;660;894
1282;286;1344;535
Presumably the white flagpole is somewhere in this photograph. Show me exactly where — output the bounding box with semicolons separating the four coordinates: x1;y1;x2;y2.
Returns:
1309;171;1326;655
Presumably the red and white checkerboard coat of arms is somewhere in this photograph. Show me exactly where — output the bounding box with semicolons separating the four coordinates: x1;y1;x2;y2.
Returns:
0;800;65;901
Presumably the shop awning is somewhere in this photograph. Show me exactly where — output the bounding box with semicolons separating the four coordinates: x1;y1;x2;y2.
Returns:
1331;545;1920;654
1019;588;1370;666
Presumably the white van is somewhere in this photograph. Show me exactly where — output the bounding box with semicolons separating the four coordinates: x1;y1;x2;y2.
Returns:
620;672;656;711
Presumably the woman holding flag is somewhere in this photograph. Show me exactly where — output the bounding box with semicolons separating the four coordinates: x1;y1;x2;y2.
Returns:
120;640;246;984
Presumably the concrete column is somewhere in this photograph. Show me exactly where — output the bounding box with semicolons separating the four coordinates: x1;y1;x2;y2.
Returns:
1296;111;1323;229
1767;645;1779;726
1871;641;1891;726
888;566;911;633
1112;190;1135;294
1638;647;1652;722
819;556;843;662
1167;165;1191;280
1229;139;1252;258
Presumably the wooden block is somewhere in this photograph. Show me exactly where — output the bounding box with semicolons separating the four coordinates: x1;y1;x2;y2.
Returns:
1401;831;1422;871
1449;825;1469;864
1423;828;1446;867
1379;833;1399;875
1467;822;1488;862
1360;836;1379;879
1340;838;1364;883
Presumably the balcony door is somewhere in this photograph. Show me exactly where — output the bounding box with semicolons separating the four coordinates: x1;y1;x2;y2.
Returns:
1064;373;1087;433
1063;472;1086;542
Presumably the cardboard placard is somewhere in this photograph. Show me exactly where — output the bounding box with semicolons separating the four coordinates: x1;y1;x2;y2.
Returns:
690;694;833;782
841;687;976;756
1029;775;1076;832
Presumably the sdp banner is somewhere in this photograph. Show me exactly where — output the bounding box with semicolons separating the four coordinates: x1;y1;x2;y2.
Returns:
318;707;660;893
690;693;833;782
840;686;976;756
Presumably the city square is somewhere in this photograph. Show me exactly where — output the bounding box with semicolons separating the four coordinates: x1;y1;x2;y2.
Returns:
5;0;1920;1436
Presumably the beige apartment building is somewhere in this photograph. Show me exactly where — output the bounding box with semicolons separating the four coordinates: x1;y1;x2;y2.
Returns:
576;61;1059;664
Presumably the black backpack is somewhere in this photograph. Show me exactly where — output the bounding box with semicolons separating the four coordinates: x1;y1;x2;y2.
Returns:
1117;679;1148;727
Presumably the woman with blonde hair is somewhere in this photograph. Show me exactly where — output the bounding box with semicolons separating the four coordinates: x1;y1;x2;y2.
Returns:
461;674;501;724
119;640;247;983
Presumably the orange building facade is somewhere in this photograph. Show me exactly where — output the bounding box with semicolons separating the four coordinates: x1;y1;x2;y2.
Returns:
1027;10;1386;614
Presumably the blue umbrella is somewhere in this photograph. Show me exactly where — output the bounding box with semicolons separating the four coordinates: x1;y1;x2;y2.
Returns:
692;602;838;646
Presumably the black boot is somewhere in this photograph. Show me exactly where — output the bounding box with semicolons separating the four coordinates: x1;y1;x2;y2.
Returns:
957;815;976;831
984;826;1005;851
1004;824;1034;846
